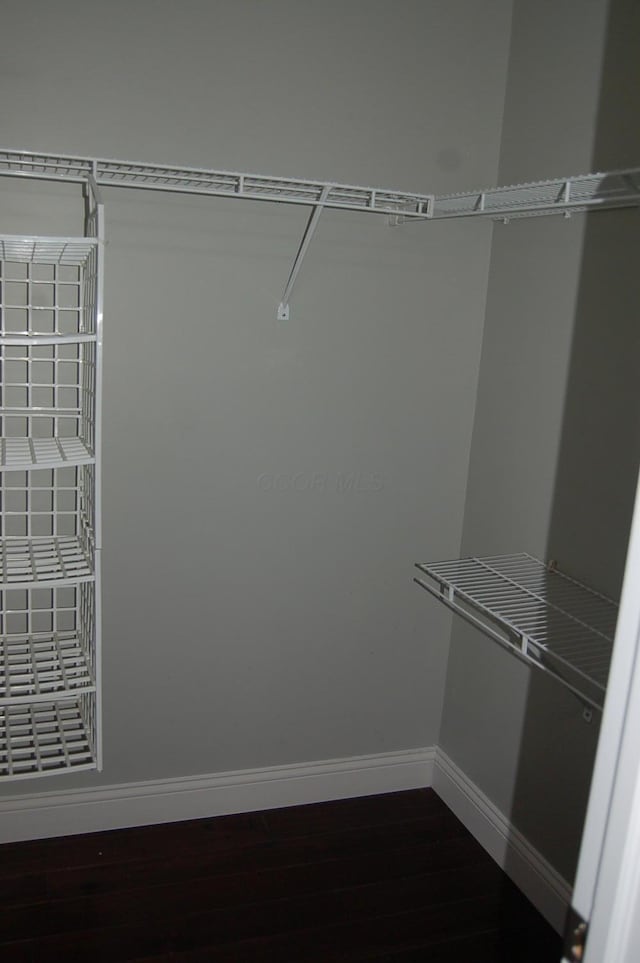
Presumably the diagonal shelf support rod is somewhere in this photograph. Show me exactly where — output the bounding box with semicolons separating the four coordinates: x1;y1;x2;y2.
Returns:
277;185;331;320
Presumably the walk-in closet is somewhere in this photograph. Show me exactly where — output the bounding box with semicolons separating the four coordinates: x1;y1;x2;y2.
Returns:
1;3;639;961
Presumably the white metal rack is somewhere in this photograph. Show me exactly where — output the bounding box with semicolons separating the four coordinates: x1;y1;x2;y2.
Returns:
2;149;639;319
395;169;640;223
1;698;96;779
0;178;103;781
414;554;618;710
0;150;435;217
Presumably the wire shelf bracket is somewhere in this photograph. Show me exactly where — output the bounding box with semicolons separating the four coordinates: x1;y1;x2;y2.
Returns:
414;554;618;711
277;185;331;320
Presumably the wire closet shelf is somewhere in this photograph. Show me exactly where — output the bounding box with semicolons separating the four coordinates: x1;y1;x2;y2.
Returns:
1;149;640;221
1;696;96;781
414;554;618;710
0;150;434;219
0;235;99;472
0;177;102;781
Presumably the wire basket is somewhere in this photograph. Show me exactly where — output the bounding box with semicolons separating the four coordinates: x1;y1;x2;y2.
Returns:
0;580;96;704
0;692;96;780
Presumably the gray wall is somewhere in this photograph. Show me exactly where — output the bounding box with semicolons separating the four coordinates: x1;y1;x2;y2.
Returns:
439;0;640;883
0;1;512;793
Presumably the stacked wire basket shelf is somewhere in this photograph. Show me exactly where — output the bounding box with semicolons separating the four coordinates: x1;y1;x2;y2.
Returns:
0;234;101;780
415;554;618;710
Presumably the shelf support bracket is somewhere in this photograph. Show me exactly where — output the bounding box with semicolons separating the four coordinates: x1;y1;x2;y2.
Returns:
277;185;331;320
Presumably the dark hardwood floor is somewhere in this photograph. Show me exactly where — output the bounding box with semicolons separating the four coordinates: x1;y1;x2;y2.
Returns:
0;788;562;961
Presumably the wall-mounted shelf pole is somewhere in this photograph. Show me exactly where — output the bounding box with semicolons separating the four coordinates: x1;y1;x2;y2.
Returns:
277;185;330;320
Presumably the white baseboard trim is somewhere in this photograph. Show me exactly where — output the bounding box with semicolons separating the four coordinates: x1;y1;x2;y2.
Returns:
0;747;435;844
433;748;572;934
0;743;572;935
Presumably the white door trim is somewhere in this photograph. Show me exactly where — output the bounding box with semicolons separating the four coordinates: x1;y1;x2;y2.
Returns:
569;471;640;963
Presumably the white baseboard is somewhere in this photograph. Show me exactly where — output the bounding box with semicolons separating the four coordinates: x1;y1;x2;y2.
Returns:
0;747;435;844
0;743;571;935
433;748;572;934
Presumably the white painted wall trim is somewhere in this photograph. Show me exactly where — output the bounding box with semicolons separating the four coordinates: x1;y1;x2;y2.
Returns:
0;747;435;844
0;742;571;937
433;748;572;934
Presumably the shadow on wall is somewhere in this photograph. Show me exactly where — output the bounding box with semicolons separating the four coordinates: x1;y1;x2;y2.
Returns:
507;0;640;906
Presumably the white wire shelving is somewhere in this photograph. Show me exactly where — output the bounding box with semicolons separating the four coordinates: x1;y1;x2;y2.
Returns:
0;437;94;471
0;236;98;264
396;169;640;223
0;572;97;782
2;148;639;318
0;176;103;781
0;535;94;590
0;233;99;472
0;633;95;706
0;150;434;218
1;149;639;221
1;148;634;771
414;554;618;710
0;697;95;781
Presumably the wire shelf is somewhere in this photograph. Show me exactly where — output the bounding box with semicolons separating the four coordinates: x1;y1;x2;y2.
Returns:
0;464;95;541
429;170;640;221
0;339;97;404
0;241;98;337
1;578;94;633
3;150;640;222
0;695;96;780
415;553;618;709
0;205;103;780
0;534;94;590
0;149;433;218
0;633;94;705
1;236;99;471
0;339;97;464
0;436;93;471
0;236;98;265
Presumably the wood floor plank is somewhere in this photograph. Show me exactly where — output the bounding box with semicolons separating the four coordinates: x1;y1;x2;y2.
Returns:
260;788;446;836
0;858;506;942
0;789;562;963
0;811;269;877
135;891;556;962
155;926;560;963
40;820;481;905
